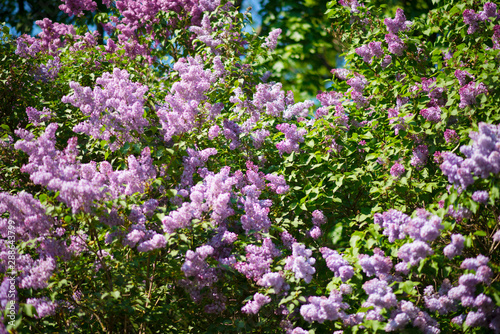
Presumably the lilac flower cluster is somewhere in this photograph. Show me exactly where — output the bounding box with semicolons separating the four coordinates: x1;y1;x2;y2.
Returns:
390;163;405;178
331;68;351;81
164;166;238;232
316;91;350;128
0;192;53;241
440;122;500;190
235;238;281;281
405;209;443;242
362;278;398;320
223;119;242;150
240;185;272;233
190;15;222;53
251;129;270;148
358;248;393;279
15;124;156;213
33;57;61;82
355;41;384;64
265;173;289;194
28;18;76;55
320;247;354;282
374;209;410;242
463;3;499;34
285;243;316;283
300;290;349;323
472;190;489;204
423;282;456;315
180;147;218;187
262;28;282;51
252;83;287;117
385;33;406;56
59;0;98;17
180;245;219;303
280;230;297;249
157;56;220;141
410;145;429;169
257;272;289;294
346;74;368;108
19;257;56;290
26;107;53;126
283;100;314;119
15;35;41;58
420;106;441;123
455;69;475;86
458;81;488;109
411;77;446;106
444;129;459;144
26;297;58;319
387;99;412;135
384;8;412;34
62;68;149;151
241;293;271;314
312;210;326;226
385;300;440;333
443;234;465;259
493;25;500;49
374;209;443;273
338;0;363;13
275;123;306;155
396;241;433;274
445;256;500;331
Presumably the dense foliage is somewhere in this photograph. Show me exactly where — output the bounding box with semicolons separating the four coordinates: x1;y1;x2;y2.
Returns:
1;0;500;333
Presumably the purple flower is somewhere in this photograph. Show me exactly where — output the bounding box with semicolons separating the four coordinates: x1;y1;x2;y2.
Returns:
275;123;306;155
251;129;269;149
463;9;479;34
444;129;459;144
374;209;410;242
62;68;149;151
257;272;289;294
458;81;487;108
363;278;398;309
26;297;57;318
390;163;405;178
309;226;322;239
19;257;56;290
241;293;271;314
493;229;500;242
235;238;280;281
265;173;289;194
320;248;354;282
455;70;475;86
280;230;296;249
385;33;407;56
384;8;412;34
300;290;348;323
262;28;282;51
136;234;166;252
358;248;393;278
157;56;217;141
381;55;392;68
443;234;465;259
285;243;316;283
312;210;326;226
208;125;220;139
471;190;489;203
355;41;384;64
397;241;433;269
410;145;429;169
405;210;443;242
420;106;441;122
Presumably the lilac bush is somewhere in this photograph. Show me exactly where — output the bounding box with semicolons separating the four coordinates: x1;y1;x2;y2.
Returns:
1;0;500;333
